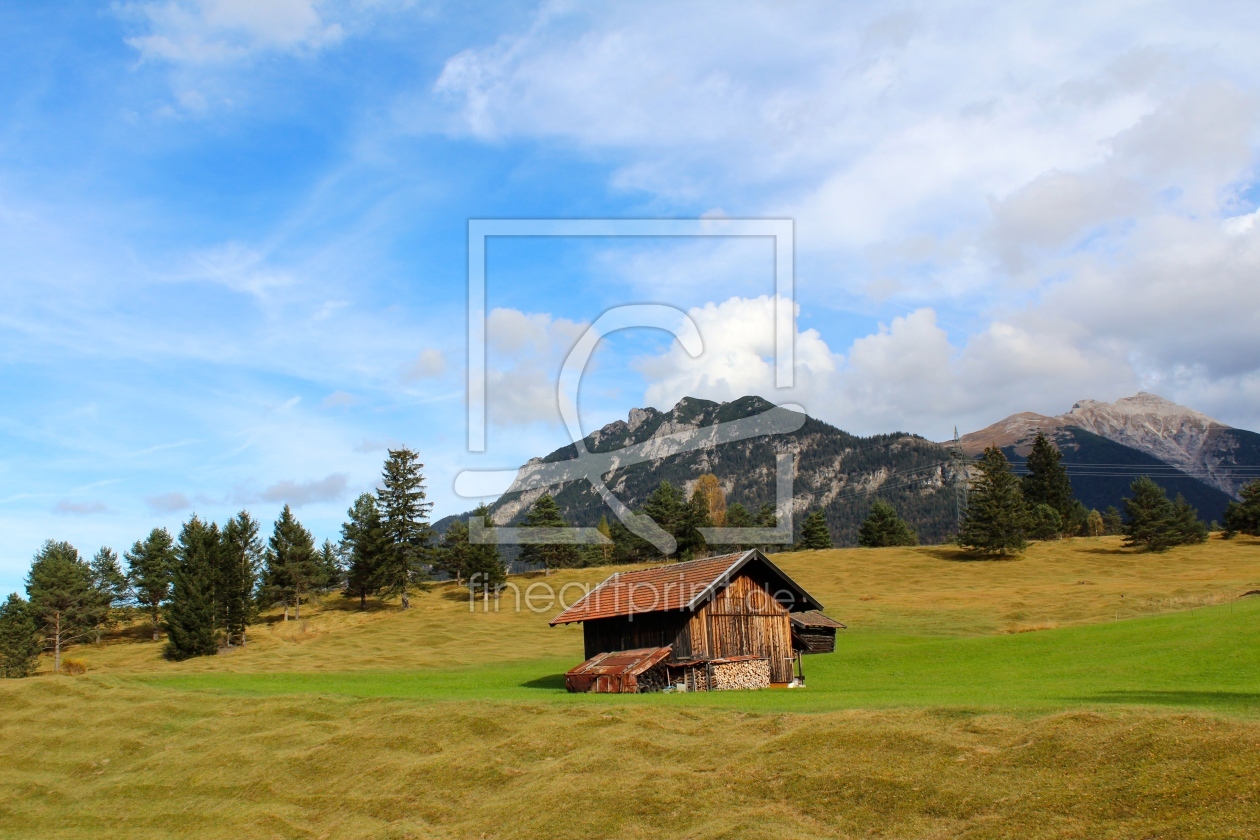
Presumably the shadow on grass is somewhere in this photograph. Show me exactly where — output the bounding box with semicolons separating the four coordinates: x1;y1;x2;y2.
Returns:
920;547;1017;563
1073;690;1260;707
521;674;567;691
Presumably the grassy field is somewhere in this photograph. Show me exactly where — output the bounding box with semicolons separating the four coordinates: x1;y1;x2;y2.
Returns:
3;536;1260;838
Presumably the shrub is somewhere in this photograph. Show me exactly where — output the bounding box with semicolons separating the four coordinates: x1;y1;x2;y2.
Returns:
60;658;87;675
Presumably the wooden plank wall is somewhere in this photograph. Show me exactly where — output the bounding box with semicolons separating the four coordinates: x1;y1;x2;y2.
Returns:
689;575;795;683
580;570;796;683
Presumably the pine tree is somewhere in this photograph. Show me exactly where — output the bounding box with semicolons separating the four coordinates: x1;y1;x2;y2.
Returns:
0;594;41;678
797;509;832;550
1085;509;1105;537
642;481;687;557
519;494;581;573
1022;433;1074;529
377;448;433;606
681;485;712;558
958;446;1028;556
26;541;101;673
1222;480;1260;538
756;502;778;528
436;520;471;585
1101;506;1124;536
857;501;918;547
1169;494;1208;545
220;511;262;647
125;528;176;641
1027;504;1063;540
89;547;130;642
465;504;506;592
1122;476;1178;552
341;493;386;609
263;505;319;620
165;516;219;660
316;540;342;592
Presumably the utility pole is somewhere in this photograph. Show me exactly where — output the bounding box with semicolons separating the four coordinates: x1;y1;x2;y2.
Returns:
952;426;968;532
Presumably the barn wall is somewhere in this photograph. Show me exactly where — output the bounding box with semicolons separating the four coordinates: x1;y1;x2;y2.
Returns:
580;570;796;684
688;574;794;683
582;611;691;660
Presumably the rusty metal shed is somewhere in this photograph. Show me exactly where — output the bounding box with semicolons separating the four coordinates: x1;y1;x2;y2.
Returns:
563;646;673;694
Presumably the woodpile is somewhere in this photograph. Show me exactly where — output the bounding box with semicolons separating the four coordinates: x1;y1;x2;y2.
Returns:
710;657;771;691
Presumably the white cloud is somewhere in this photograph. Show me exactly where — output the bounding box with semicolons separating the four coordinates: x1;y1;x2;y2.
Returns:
124;0;344;64
147;491;193;512
431;3;1260;432
638;296;1134;438
403;348;446;381
484;307;588;427
259;473;349;506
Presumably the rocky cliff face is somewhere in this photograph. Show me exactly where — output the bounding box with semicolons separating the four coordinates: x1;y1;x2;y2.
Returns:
487;395;960;546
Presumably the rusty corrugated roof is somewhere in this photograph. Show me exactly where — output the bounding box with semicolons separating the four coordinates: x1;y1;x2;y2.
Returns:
549;549;823;625
565;646;674;679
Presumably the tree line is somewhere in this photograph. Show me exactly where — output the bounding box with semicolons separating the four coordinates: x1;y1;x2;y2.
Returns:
954;433;1255;555
0;447;508;677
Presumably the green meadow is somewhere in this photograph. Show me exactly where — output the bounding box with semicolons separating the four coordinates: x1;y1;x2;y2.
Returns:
4;536;1260;838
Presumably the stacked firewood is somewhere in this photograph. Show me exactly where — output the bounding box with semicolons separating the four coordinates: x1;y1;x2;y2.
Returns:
635;665;668;693
711;658;771;690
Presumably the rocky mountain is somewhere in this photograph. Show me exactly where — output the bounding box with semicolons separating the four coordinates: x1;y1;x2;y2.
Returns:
482;396;962;547
959;392;1260;519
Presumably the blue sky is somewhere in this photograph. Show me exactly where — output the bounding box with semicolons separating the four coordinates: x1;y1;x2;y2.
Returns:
4;0;1260;593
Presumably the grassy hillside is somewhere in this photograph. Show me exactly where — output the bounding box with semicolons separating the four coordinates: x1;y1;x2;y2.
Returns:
3;536;1260;838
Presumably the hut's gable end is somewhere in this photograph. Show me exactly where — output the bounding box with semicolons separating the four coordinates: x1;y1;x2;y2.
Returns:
691;574;795;683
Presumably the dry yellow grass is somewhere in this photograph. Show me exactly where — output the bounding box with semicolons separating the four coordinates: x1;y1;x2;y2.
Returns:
61;534;1260;677
3;535;1259;839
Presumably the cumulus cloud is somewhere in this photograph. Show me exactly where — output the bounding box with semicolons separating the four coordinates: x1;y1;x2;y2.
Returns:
147;492;193;513
431;4;1260;430
53;500;108;516
259;473;349;507
484;307;588;427
124;0;343;64
638;295;1134;438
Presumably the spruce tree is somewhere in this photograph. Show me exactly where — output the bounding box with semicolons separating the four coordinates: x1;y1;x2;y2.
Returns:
519;494;581;573
465;504;507;592
263;505;319;620
436;520;471;585
857;501;918;547
1022;433;1074;529
1101;506;1124;536
165;516;219;660
643;481;687;557
1122;476;1179;552
1027;504;1063;541
89;547;130;642
341;493;385;609
797;509;832;550
125;528;176;641
0;594;41;678
958;446;1028;556
220;511;262;647
26;541;100;672
1169;494;1208;545
1223;480;1260;538
377;447;433;606
314;540;341;592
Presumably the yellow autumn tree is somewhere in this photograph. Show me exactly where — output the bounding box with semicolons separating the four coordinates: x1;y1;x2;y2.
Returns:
692;474;727;527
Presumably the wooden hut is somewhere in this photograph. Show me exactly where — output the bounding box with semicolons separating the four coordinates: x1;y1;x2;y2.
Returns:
551;549;841;692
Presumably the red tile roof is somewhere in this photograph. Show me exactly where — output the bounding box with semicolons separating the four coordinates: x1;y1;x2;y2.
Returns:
549;549;823;625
